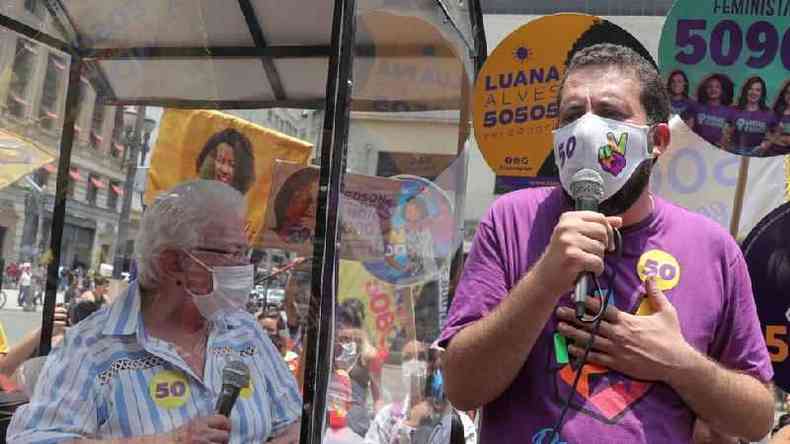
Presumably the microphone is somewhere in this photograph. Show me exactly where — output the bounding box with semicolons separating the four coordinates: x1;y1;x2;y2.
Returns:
215;360;250;417
569;169;604;320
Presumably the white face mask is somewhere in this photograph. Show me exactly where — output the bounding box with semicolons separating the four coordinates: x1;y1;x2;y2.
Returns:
401;359;427;390
183;251;254;321
335;341;358;370
553;112;654;201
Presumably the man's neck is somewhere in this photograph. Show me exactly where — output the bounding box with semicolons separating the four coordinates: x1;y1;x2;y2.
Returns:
619;189;654;227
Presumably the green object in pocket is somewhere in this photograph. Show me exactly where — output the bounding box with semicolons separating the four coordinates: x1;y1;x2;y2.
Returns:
554;333;569;364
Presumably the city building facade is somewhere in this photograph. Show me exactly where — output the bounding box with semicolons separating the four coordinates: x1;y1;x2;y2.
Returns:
0;0;141;272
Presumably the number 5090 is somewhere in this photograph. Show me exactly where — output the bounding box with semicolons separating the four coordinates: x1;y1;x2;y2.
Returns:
676;19;790;69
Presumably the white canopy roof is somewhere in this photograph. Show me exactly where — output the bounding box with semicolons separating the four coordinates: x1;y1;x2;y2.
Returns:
1;0;478;110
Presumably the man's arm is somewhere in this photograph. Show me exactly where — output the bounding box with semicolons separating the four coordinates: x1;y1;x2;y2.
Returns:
443;212;620;410
0;306;68;377
668;353;773;441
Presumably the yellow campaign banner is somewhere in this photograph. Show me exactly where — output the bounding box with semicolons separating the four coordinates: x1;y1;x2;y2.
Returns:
0;129;56;190
144;109;312;246
338;260;399;351
473;14;599;178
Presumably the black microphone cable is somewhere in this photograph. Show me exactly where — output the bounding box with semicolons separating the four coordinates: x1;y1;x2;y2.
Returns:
547;233;620;443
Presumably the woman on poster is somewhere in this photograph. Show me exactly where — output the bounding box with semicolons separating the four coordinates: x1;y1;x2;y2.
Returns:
724;76;777;156
667;70;694;116
764;80;790;155
196;128;256;194
272;167;319;244
682;73;735;147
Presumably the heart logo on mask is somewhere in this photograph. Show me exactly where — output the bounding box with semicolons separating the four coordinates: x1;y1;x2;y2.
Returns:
598;132;628;176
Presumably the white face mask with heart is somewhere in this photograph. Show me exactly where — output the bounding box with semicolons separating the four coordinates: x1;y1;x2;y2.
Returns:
183;250;254;321
553;112;654;201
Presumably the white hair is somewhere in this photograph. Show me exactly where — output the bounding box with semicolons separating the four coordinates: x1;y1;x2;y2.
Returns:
135;179;246;289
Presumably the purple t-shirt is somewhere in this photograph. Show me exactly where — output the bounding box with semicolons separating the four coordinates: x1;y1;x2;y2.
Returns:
730;108;777;150
762;114;790;156
687;103;734;146
779;114;790;135
439;187;772;444
671;98;694;117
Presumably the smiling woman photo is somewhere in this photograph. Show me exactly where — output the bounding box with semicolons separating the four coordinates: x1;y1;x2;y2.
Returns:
682;73;735;147
196;128;256;194
724;76;777;155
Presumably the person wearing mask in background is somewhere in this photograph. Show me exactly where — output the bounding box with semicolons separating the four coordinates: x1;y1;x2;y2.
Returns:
439;44;773;443
333;301;384;439
8;180;301;443
364;341;476;444
257;309;299;377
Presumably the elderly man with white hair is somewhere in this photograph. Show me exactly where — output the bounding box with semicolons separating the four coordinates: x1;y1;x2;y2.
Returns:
8;180;302;444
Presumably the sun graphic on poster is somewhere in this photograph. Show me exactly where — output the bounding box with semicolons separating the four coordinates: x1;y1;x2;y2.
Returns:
512;45;533;63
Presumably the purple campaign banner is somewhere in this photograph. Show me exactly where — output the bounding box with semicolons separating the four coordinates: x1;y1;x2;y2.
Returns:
742;202;790;392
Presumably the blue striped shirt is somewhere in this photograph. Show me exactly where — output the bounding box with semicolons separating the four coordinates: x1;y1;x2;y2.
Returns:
8;283;302;443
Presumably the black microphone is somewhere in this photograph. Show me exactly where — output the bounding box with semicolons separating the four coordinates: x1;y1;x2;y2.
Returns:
569;169;605;320
215;360;250;417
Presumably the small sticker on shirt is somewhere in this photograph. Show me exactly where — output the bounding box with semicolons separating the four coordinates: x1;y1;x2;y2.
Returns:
240;378;254;399
636;249;680;291
149;370;191;409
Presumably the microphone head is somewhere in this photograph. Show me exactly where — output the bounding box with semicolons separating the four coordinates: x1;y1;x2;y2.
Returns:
222;360;250;390
569;169;604;202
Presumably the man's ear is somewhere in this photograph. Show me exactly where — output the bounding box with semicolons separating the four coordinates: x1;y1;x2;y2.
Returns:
650;123;671;156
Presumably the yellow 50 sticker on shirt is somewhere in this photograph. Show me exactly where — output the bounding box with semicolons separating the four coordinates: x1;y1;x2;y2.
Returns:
240;379;254;399
637;249;681;291
149;371;191;409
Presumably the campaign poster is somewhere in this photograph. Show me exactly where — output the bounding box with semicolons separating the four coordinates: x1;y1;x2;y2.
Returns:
257;162;404;260
658;0;790;157
742;201;790;392
144;109;312;246
361;175;455;287
338;260;399;352
354;10;467;112
473;13;657;190
0;129;55;190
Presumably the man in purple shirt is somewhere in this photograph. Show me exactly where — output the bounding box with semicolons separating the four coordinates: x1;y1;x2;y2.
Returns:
440;44;773;444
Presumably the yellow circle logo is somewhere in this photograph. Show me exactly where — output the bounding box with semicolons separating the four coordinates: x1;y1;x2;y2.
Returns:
149;371;190;409
240;379;254;399
472;14;600;177
637;249;681;291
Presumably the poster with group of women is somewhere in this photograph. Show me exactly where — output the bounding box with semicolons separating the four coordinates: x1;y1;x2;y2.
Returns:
659;1;789;157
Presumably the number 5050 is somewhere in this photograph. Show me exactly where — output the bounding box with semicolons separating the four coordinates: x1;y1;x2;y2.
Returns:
766;325;789;363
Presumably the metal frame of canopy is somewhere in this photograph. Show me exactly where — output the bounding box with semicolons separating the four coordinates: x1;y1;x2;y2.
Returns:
0;1;486;441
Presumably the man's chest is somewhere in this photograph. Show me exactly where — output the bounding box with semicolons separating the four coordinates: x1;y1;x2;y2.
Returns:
510;233;724;350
